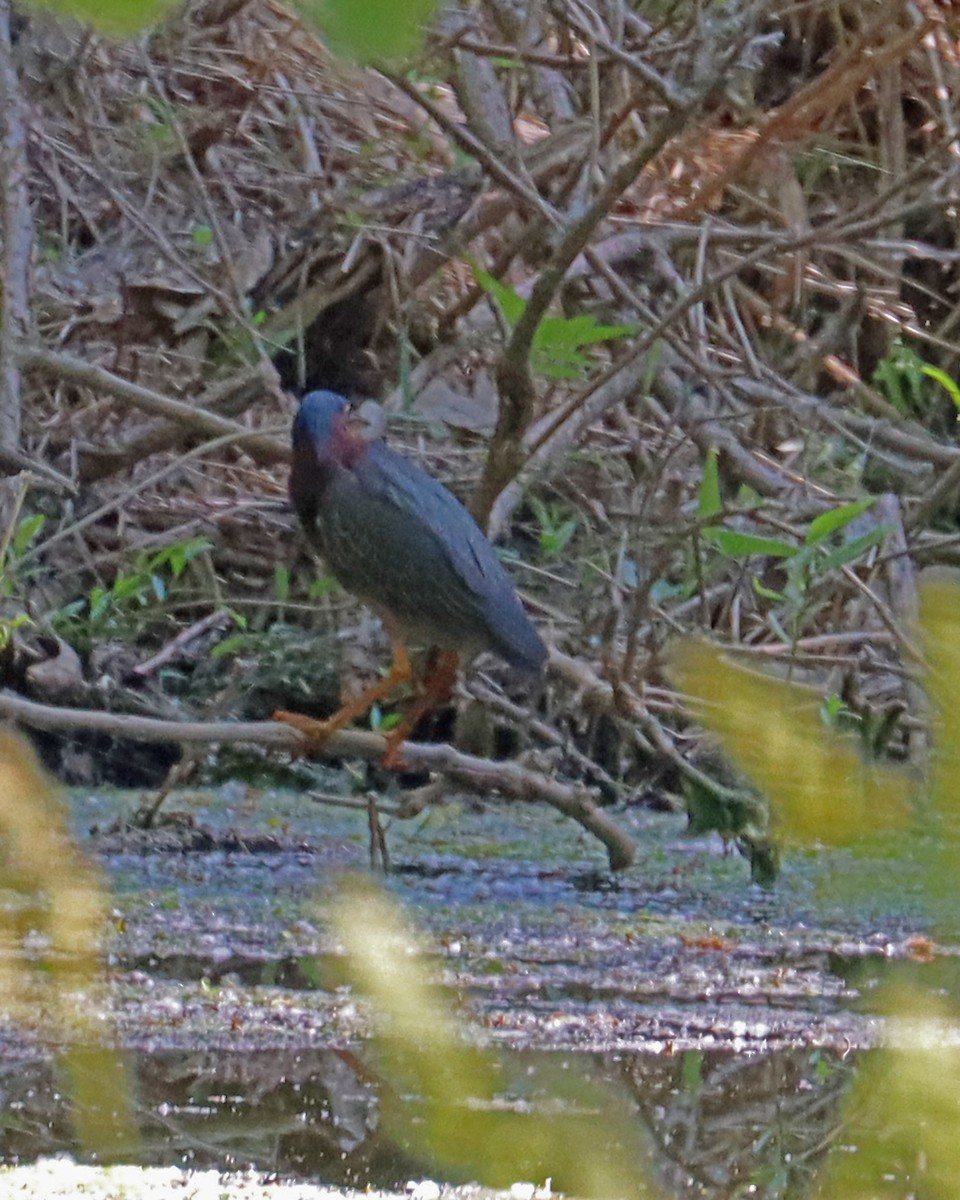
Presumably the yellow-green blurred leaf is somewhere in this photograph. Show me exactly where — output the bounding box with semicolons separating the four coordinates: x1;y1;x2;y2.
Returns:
672;641;912;845
819;988;960;1199
0;730;138;1158
919;573;960;805
19;0;176;35
325;876;652;1197
296;0;440;62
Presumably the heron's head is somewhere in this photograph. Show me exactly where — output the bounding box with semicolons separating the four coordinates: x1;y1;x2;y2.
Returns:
294;390;353;459
295;389;391;472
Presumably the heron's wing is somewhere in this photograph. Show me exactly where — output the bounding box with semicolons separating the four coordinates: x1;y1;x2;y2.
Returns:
314;444;543;667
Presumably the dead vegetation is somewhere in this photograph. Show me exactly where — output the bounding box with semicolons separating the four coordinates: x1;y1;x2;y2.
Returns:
2;0;960;871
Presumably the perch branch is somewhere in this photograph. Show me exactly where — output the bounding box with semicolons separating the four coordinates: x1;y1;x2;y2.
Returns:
0;691;635;871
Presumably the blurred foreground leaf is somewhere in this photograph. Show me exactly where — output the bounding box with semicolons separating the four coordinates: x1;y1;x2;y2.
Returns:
676;577;960;1195
817;992;960;1198
19;0;176;35
325;876;654;1197
671;643;912;845
0;730;137;1157
920;574;960;816
296;0;440;62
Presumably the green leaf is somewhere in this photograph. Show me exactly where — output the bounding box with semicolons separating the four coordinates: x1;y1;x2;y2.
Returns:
472;267;635;379
308;575;339;600
697;448;722;520
21;0;177;34
472;267;526;325
210;634;250;660
752;578;784;601
112;575;147;602
192;224;214;247
296;0;441;62
12;514;45;557
921;364;960;412
274;565;291;604
532;313;636;380
817;525;889;572
806;498;875;545
541;518;578;558
708;529;798;559
89;587;109;621
54;599;86;622
872;342;928;413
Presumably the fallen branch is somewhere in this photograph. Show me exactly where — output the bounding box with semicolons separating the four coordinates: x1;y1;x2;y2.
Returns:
19;349;287;465
0;690;635;871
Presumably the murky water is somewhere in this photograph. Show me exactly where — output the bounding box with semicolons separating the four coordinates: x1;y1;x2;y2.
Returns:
0;786;955;1196
0;1045;853;1197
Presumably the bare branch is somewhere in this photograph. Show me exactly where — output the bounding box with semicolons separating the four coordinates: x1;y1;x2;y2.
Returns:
19;349;287;464
0;691;635;870
0;0;33;457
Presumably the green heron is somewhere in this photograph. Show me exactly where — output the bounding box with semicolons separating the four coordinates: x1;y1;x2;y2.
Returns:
274;390;547;764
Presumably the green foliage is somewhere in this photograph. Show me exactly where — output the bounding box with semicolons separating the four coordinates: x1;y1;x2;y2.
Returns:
18;0;175;35
0;511;43;615
52;535;214;647
698;477;886;640
295;0;441;62
873;340;960;418
22;0;441;65
0;513;47;647
527;495;578;559
697;446;723;519
674;577;960;1200
474;267;637;380
921;362;960;412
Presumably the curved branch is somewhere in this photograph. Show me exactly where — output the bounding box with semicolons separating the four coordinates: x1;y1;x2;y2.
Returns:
0;691;635;871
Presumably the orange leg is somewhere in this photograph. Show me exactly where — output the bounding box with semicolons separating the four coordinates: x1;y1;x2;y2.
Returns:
274;643;413;749
382;649;460;768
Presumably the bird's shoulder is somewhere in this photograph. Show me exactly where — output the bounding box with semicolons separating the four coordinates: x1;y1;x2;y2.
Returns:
356;442;508;591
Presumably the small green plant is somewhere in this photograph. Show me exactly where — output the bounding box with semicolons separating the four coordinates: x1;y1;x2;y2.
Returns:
473;267;637;380
0;511;46;595
528;495;578;559
697;448;888;641
52;535;214;647
873;340;960;418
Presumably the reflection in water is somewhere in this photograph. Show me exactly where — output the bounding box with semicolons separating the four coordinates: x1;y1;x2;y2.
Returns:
0;1046;853;1197
627;1048;851;1196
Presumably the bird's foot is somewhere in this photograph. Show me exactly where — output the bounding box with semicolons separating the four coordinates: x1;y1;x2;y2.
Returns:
272;710;337;754
380;728;410;770
274;709;409;769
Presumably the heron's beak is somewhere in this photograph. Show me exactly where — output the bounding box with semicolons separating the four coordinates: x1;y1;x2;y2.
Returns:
347;399;387;443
